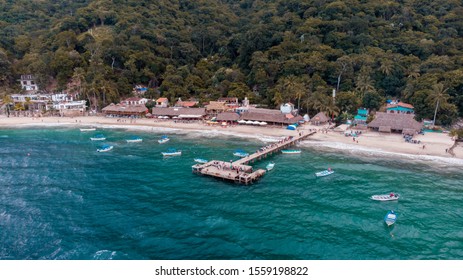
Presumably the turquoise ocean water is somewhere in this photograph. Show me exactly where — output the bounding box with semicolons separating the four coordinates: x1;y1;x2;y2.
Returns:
1;126;462;260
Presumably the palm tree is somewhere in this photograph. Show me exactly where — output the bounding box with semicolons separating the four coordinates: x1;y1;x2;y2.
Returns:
428;83;449;126
2;95;13;117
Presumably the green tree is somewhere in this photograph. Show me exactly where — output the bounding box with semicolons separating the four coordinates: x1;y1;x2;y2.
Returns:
428;83;450;126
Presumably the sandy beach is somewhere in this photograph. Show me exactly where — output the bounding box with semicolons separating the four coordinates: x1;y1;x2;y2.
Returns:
1;115;462;161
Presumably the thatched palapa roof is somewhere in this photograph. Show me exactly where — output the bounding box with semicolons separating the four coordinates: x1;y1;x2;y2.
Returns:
216;112;240;121
102;103;148;114
152;107;206;117
368;112;422;132
311;112;329;123
240;111;303;124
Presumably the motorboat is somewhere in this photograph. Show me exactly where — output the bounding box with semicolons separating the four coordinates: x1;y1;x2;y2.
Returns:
97;144;113;152
80;128;96;132
90;134;106;141
126;136;143;143
266;162;275;171
384;210;397;226
233;150;249;157
315;169;334;177
194;158;208;164
158;135;170;144
281;149;301;154
371;193;400;201
162;148;181;156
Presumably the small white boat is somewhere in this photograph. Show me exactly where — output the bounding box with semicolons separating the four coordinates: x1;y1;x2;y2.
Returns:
384;210;397;226
126;136;143;143
90;134;106;141
233;150;249;157
281;149;301;154
97;144;113;152
194;158;208;164
315;169;334;177
162;148;181;156
80;128;96;132
266;162;275;171
371;193;400;201
158;135;170;144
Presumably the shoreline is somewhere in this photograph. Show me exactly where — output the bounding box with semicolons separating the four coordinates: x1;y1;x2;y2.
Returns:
1;115;462;165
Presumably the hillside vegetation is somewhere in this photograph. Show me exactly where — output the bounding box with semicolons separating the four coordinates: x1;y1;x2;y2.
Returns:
1;0;463;125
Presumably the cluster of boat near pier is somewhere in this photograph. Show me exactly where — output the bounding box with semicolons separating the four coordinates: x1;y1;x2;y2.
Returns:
82;127;399;226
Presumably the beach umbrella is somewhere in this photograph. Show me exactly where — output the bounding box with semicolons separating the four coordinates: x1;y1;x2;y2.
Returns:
238;120;246;124
252;121;260;125
157;116;163;119
246;120;254;125
287;125;296;130
172;116;179;119
163;116;170;119
259;122;267;126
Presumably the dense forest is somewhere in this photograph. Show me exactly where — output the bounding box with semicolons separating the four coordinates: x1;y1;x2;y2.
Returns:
1;0;463;125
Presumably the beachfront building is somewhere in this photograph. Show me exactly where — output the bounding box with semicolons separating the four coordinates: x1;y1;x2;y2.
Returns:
175;98;199;108
10;93;87;116
216;112;240;125
218;97;239;110
354;108;369;125
102;103;148;118
386;101;415;114
367;112;422;134
19;74;39;92
151;107;206;120
121;97;149;106
155;97;169;108
205;101;229;117
238;108;303;126
311;112;329;126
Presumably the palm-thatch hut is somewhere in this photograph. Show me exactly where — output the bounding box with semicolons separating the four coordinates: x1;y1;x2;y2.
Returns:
151;107;206;120
239;110;303;126
216;112;240;124
102;103;148;118
367;112;422;134
310;112;329;125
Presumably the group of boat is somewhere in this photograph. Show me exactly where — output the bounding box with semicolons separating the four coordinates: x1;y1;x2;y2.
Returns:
370;192;400;226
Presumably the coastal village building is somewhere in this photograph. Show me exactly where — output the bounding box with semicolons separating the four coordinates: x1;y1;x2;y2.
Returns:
155;97;169;108
217;97;239;110
205;101;229;117
367;112;423;134
121;97;148;106
239;108;303;126
19;74;39;91
354;108;368;125
102;103;148;118
175;98;199;108
11;93;86;116
151;107;206;120
386;101;415;114
216;112;240;124
310;112;329;126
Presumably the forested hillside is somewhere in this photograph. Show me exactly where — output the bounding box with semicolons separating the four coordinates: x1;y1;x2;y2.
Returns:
1;0;463;125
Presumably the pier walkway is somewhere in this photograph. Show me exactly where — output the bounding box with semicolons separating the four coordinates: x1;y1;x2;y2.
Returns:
192;130;316;184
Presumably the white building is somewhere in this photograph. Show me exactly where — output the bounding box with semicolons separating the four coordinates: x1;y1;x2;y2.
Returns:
19;75;39;91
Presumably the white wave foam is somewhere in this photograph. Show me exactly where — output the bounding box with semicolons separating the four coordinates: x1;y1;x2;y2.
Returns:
93;250;117;260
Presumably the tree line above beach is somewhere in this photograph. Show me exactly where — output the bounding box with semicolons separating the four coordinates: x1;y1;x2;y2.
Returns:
1;0;463;126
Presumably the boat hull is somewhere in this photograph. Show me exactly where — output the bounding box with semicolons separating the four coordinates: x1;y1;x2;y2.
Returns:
162;152;181;156
315;170;334;177
384;211;397;226
371;194;400;201
281;150;301;154
97;146;113;152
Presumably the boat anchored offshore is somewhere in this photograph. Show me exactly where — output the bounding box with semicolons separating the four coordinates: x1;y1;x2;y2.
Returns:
266;162;275;171
97;144;113;152
80;128;96;132
90;134;106;141
371;193;400;201
194;158;208;164
158;135;170;144
315;169;334;177
281;149;301;154
126;136;143;143
384;210;397;226
162;148;181;156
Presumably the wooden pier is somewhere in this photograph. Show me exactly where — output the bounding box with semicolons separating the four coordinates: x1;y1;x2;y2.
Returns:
192;130;316;185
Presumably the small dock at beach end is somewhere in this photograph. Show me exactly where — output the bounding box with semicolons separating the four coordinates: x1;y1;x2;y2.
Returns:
192;130;316;185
